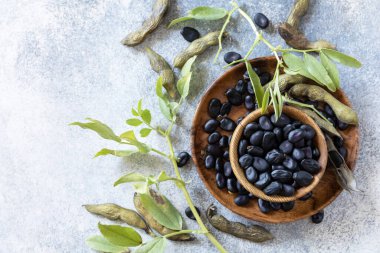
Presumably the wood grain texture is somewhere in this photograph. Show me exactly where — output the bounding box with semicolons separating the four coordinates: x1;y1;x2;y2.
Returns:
191;56;359;223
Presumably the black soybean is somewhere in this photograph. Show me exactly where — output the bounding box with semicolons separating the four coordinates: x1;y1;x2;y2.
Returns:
300;159;320;174
215;157;223;172
223;162;233;178
281;201;295;211
237;181;249;194
205;155;215;169
204;119;219;133
262;131;277;151
258;199;272;213
254;172;271;189
223;150;230;160
247;146;265;157
226;88;243;106
259;116;273;130
250;130;264;146
283;124;295;139
339;146;347;159
311;210;324;224
337;120;348;130
236;117;244;125
216;173;226;189
245;166;258;183
219;136;229;148
271;114;291;127
208;131;221;144
263;181;282;195
282;156;298;171
294;139;305;148
254;13;270;29
271;170;292;182
177;151;191;167
235;79;247;94
273;127;283;143
333;136;344;148
253;157;270;172
239;154;254;168
324;104;334;116
207;144;223;157
220;117;237;131
302;147;313;159
282;184;295;196
238;139;248;156
288;129;305;143
244;123;260;138
244;95;255;110
300;124;315;140
246;81;254;95
279;140;293;154
185;206;201;220
292;148;305;161
270;202;281;211
208;98;221;118
224;51;242;65
272;165;285;171
234;194;250;206
293;171;313;186
299;191;312;201
312;147;320;159
227;178;238;193
265;149;284;164
259;72;271;85
180;27;200;42
220;102;232;116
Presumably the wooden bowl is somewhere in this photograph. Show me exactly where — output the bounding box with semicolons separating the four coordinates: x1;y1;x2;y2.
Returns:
229;106;328;203
191;56;359;223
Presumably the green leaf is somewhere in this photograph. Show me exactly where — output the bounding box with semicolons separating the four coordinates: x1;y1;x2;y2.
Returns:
167;6;227;28
135;237;167;253
137;99;143;114
131;108;139;117
155;171;186;186
95;148;138;158
322;49;361;68
158;98;172;121
70;118;121;142
155;77;166;101
177;73;192;99
140;128;152;137
120;130;137;142
189;6;227;20
98;223;142;247
261;89;270;113
180;56;197;77
141;110;151;124
114;172;147;187
269;89;279;120
86;235;130;253
245;60;264;107
140;190;183;230
168;16;193;28
320;51;340;89
304;53;335;92
126;118;143;126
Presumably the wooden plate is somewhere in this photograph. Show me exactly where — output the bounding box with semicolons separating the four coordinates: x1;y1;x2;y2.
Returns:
191;56;359;223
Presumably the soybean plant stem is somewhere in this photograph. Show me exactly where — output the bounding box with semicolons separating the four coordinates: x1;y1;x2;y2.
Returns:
165;133;228;253
151;148;169;158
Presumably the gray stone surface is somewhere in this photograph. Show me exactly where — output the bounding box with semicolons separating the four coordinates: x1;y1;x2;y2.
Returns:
0;0;379;252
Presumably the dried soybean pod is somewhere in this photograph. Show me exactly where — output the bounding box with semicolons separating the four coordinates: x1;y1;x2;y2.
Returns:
264;74;308;92
206;205;273;243
121;0;170;46
278;0;335;50
84;203;155;237
293;106;342;138
289;84;358;125
287;0;309;28
145;47;176;97
326;135;360;192
174;31;227;68
133;193;194;241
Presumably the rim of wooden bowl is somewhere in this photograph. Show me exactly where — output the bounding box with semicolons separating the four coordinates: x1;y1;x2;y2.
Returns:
229;105;328;202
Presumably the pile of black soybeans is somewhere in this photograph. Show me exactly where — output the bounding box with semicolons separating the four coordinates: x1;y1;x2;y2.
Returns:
203;68;322;213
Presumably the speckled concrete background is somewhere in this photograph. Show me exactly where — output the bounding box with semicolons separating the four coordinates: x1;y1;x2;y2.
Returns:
0;0;379;252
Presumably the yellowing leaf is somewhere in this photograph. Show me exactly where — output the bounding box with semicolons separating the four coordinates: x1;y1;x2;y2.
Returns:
70;118;121;142
114;172;147;187
94;148;138;158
